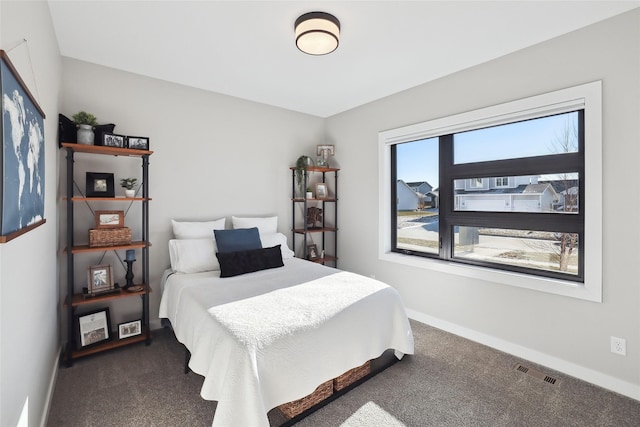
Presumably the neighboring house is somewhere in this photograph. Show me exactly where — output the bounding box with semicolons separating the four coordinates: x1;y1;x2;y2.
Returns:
454;176;560;212
405;181;438;208
540;178;579;211
397;180;438;210
397;180;421;210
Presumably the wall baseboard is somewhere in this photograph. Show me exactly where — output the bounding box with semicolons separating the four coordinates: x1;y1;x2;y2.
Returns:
406;309;640;402
40;346;62;427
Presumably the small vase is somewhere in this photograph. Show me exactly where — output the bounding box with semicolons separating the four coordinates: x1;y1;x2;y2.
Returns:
125;189;135;198
76;124;94;145
306;191;313;199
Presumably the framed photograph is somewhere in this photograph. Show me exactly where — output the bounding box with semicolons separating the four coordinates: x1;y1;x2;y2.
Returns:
127;136;149;150
102;133;126;148
315;183;328;199
316;144;335;156
76;307;111;349
87;264;114;295
86;172;115;198
94;210;124;229
0;50;46;243
307;244;319;261
118;319;142;340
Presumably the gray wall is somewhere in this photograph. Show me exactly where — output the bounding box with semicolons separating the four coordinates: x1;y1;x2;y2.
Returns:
326;9;640;397
0;1;62;426
59;58;325;330
2;4;639;426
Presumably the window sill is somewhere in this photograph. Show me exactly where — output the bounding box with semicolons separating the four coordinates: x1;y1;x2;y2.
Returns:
379;251;601;302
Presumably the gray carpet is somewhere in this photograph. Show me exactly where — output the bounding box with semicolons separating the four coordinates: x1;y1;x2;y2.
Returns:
47;320;640;426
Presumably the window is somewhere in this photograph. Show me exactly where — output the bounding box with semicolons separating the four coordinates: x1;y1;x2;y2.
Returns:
380;82;602;302
495;177;508;187
469;178;484;189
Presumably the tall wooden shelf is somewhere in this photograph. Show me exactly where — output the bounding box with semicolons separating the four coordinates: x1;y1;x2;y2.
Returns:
290;166;339;266
61;142;152;366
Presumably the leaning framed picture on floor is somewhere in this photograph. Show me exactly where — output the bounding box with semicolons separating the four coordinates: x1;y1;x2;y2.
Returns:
76;307;111;349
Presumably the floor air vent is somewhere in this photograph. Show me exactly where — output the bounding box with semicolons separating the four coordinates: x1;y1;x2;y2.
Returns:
515;364;558;385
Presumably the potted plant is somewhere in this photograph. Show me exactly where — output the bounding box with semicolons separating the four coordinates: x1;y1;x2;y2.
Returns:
72;111;98;145
295;155;314;196
120;177;137;198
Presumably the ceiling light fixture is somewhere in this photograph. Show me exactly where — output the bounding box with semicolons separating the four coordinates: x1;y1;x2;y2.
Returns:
295;11;340;56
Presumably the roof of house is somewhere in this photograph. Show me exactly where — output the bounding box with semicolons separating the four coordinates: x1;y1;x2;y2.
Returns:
455;183;557;196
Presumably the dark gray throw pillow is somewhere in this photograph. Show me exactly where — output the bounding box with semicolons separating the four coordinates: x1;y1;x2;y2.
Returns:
216;245;284;278
214;227;262;253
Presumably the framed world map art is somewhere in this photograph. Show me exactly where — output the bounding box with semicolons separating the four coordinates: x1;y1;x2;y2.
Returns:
0;50;46;243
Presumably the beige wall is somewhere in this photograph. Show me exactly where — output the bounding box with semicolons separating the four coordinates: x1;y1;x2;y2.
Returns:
326;9;640;398
59;58;325;329
0;2;62;426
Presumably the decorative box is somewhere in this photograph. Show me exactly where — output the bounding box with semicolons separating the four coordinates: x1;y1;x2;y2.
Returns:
88;227;132;247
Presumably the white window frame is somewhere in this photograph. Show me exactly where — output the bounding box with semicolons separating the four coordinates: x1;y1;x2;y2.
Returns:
495;177;509;187
468;178;484;189
378;81;602;302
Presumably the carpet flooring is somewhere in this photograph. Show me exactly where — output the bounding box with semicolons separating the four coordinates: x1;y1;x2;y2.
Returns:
47;320;640;426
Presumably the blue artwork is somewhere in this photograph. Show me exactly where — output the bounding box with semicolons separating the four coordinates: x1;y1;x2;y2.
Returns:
1;51;45;238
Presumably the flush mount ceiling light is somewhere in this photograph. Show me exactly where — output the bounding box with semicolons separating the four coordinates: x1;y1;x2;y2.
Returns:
295;11;340;55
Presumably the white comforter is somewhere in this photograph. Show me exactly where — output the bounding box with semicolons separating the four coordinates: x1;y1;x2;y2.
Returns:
159;258;414;426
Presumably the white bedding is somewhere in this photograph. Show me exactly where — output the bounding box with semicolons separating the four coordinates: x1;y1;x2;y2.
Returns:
159;257;414;426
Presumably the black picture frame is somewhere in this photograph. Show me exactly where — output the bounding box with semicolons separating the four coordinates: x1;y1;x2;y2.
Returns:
118;319;142;340
86;172;115;198
0;50;46;243
307;243;319;260
126;136;149;150
102;133;126;148
76;307;112;349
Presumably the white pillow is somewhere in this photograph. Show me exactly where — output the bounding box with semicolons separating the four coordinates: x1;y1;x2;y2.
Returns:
168;238;219;273
232;216;278;234
259;232;295;260
171;218;226;239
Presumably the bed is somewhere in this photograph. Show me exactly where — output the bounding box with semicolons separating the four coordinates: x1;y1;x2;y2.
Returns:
159;218;414;426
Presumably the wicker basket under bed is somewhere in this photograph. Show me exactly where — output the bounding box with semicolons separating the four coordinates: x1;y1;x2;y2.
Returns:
88;227;132;247
333;360;372;391
278;360;373;418
278;379;333;419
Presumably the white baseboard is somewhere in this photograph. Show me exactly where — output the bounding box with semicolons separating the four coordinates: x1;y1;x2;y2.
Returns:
406;309;640;402
40;346;62;427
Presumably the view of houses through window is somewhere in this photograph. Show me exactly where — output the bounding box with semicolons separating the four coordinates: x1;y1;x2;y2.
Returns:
394;111;583;280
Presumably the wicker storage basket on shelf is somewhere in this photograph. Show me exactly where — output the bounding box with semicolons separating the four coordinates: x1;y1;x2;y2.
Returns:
333;360;372;391
278;379;333;419
88;227;132;247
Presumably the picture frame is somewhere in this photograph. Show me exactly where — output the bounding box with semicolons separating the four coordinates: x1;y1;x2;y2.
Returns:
0;50;46;243
307;244;319;260
102;133;126;148
126;136;149;150
315;183;328;199
86;172;115;198
94;210;124;229
118;319;142;340
76;307;111;349
87;264;114;295
316;144;335;156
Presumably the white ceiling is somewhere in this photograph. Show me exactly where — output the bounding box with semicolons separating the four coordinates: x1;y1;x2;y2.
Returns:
48;1;639;118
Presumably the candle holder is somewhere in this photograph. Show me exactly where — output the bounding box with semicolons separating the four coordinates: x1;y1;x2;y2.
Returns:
125;259;135;288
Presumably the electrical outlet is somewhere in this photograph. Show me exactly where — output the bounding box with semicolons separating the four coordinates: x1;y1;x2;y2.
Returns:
611;336;626;356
